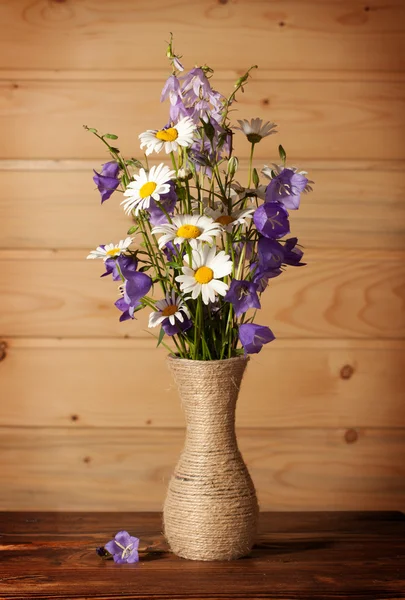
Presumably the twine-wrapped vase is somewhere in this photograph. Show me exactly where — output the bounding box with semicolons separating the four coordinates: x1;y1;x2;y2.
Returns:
163;355;259;561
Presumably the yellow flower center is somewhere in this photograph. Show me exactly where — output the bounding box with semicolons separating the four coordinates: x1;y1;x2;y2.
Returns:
194;266;214;284
139;181;157;199
106;247;121;257
177;224;202;239
162;304;178;317
215;215;234;226
155;127;178;142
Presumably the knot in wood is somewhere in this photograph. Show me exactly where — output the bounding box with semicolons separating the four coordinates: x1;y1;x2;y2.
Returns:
340;364;354;379
344;429;358;444
0;341;7;362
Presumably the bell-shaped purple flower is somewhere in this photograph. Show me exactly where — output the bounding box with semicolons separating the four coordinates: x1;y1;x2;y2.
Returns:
93;161;120;204
162;241;180;262
147;181;178;226
162;315;192;336
224;279;261;317
124;272;152;307
283;237;305;266
239;323;275;354
265;168;308;210
182;67;213;102
252;267;282;293
161;74;181;105
257;237;284;270
101;255;138;281
104;530;139;564
233;241;253;262
253;202;290;239
169;96;193;123
115;296;136;322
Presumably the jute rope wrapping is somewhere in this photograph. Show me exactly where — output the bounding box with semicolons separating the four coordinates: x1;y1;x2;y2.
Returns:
163;355;259;561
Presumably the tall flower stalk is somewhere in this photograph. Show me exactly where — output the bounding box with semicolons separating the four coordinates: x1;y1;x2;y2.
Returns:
85;41;313;360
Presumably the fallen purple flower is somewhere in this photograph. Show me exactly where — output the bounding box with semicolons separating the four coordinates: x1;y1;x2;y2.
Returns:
104;531;139;564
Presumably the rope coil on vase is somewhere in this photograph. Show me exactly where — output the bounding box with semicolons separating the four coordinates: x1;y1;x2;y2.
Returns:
163;355;259;561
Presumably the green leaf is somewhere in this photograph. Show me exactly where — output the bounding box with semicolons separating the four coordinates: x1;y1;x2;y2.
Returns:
84;126;98;134
157;327;165;347
127;225;137;235
278;144;287;164
252;168;260;188
176;186;187;201
201;118;215;142
104;133;118;140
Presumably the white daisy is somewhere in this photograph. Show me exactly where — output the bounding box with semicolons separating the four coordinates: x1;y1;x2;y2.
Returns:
205;203;255;233
152;214;223;250
176;245;233;305
139;116;196;156
86;237;133;261
121;164;175;215
235;118;277;144
148;291;190;328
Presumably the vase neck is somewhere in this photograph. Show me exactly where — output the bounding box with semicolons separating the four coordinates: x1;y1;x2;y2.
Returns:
167;356;248;449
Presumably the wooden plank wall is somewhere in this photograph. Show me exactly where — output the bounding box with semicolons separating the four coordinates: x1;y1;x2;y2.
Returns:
0;0;405;511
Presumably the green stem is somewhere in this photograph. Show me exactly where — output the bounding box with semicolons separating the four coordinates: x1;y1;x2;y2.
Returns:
247;143;255;188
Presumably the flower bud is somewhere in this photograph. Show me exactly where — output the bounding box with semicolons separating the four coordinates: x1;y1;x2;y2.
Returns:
227;157;239;178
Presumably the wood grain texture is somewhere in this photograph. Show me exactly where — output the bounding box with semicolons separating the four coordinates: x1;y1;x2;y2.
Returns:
1;338;404;429
1;167;404;250
0;249;404;339
0;427;405;511
0;512;404;600
0;79;404;160
0;0;404;71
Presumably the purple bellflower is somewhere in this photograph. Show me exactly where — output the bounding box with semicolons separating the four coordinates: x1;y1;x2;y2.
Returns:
104;531;140;564
162;315;193;336
124;272;152;306
115;296;136;322
93;161;120;203
253;202;290;239
115;270;152;322
239;323;275;354
101;255;138;281
257;237;284;271
161;74;182;105
252;267;282;293
224;279;261;317
147;181;178;226
283;237;305;266
265;168;308;210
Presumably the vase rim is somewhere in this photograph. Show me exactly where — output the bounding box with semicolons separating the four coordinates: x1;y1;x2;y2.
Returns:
167;354;249;365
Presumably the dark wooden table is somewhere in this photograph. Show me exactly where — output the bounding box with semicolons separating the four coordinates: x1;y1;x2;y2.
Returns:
0;512;404;599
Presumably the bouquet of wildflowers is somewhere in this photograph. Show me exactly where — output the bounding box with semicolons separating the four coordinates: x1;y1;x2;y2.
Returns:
86;38;313;360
